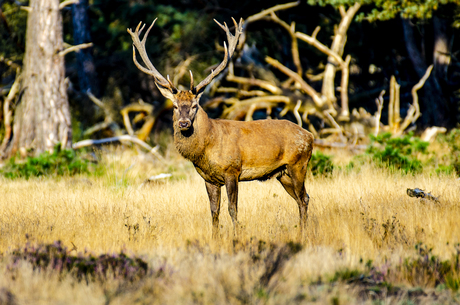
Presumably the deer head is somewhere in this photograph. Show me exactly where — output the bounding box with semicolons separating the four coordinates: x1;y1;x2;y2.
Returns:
127;18;243;131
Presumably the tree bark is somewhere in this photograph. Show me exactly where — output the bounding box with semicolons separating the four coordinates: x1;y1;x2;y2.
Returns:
3;0;71;158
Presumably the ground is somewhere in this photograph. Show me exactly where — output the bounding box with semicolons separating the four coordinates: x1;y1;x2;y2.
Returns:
0;146;459;304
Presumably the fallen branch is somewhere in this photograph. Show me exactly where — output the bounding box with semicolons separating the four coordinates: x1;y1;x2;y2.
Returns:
72;135;165;162
324;110;346;143
407;188;440;203
226;73;282;94
85;90;122;137
266;56;325;108
120;103;154;137
314;139;366;150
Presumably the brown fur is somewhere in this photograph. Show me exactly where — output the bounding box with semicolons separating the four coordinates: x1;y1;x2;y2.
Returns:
172;91;314;240
128;18;313;240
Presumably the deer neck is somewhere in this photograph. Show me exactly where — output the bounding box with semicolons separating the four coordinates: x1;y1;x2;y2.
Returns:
173;106;213;164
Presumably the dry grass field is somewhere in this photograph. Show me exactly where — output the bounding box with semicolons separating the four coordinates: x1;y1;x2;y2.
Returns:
0;145;459;304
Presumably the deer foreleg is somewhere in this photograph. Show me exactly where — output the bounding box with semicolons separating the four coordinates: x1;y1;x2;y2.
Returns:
225;175;239;237
205;181;221;240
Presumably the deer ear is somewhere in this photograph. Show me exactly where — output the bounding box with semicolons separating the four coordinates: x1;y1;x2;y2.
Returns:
155;83;176;101
195;91;204;102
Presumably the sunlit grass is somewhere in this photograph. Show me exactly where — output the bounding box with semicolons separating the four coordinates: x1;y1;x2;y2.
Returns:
0;146;459;304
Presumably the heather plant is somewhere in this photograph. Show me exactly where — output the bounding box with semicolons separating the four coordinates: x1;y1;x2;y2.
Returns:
8;241;148;283
368;243;460;291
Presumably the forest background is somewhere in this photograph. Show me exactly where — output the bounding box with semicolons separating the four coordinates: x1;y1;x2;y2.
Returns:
0;1;460;304
1;0;460;153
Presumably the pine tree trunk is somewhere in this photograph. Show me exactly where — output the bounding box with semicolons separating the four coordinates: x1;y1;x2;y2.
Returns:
4;0;71;158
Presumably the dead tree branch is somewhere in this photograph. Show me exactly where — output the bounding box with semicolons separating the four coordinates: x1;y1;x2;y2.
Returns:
374;90;385;136
0;68;21;155
72;135;165;162
396;65;433;135
58;43;93;57
85;90;122;136
265;56;325;107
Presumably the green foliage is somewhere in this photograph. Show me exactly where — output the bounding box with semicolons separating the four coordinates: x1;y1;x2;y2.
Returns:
1;145;92;179
308;151;335;176
437;129;460;176
0;2;27;60
308;0;460;22
329;268;362;283
365;132;428;174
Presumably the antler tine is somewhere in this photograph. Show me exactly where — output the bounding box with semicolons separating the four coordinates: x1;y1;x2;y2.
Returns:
127;19;176;91
166;75;175;88
132;45;154;76
194;17;243;94
141;18;156;45
189;70;194;91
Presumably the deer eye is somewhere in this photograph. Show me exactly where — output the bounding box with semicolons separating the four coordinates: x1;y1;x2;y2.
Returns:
192;104;197;109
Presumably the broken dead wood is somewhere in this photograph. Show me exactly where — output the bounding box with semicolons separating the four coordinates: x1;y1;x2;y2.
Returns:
85;90;122;136
314;139;366;150
0;68;21;156
72;135;165;162
374;90;385;136
395;65;433;136
139;173;172;189
265;56;325;108
407;188;440;203
421;126;447;142
120;102;154;138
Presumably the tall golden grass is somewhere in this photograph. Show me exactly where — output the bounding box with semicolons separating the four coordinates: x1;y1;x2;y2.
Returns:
0;146;459;304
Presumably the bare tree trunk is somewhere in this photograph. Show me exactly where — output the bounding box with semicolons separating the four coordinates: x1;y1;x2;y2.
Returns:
71;0;99;96
402;18;449;127
321;3;360;107
3;0;71;158
433;16;451;81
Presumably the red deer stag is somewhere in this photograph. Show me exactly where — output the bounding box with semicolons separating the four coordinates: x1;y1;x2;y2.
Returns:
127;18;314;240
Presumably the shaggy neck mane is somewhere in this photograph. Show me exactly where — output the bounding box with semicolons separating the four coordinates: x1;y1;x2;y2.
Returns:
173;107;213;164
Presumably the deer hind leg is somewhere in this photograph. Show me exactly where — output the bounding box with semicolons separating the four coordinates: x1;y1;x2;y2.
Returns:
205;181;221;240
281;165;309;241
224;175;239;238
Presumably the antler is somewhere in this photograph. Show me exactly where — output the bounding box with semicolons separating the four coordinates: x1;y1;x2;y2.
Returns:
194;17;243;95
127;19;177;93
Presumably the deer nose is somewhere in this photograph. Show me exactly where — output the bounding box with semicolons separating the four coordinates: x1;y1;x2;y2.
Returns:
178;119;191;130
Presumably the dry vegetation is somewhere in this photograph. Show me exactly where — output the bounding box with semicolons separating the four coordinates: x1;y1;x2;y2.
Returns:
0;144;459;304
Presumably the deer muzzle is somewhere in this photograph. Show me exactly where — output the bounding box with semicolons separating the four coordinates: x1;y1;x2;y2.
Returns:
178;119;191;131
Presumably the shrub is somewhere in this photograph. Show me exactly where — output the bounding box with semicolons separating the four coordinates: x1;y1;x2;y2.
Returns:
365;132;428;174
8;241;148;283
437;129;460;176
1;144;92;179
308;151;335;176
